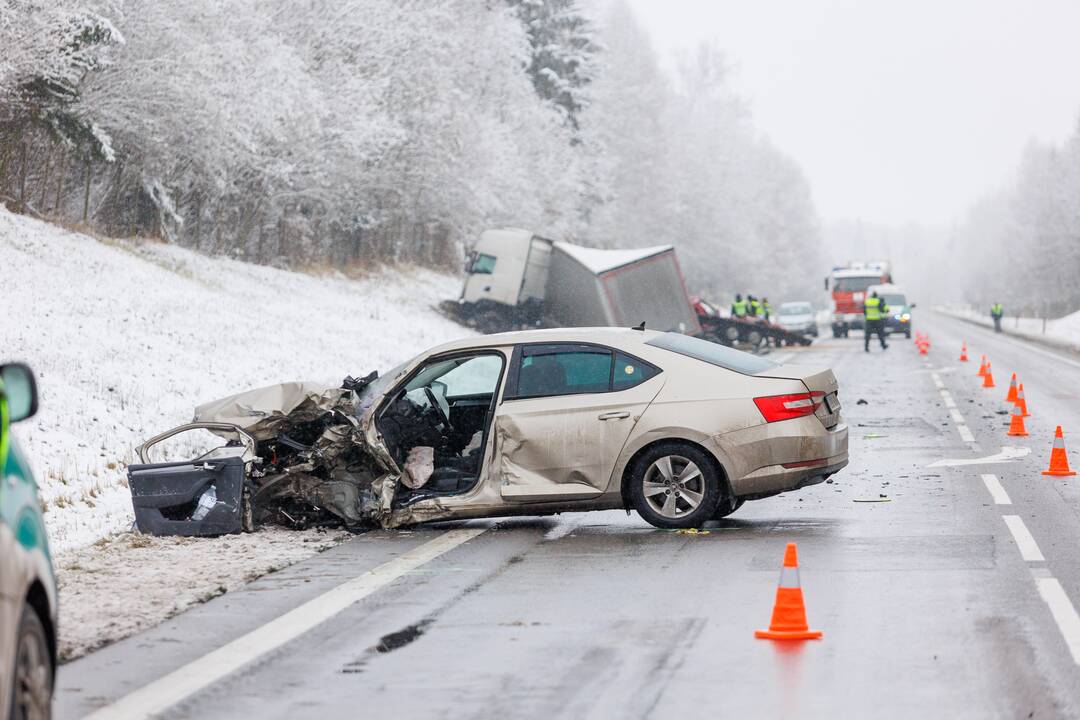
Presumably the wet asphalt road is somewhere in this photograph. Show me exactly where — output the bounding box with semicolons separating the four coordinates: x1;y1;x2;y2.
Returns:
57;312;1080;719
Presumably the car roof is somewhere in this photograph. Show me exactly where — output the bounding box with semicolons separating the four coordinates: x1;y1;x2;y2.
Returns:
424;326;667;355
869;283;905;294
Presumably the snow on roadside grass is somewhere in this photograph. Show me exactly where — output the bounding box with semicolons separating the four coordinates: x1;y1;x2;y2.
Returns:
937;304;1080;352
0;207;474;552
55;527;350;661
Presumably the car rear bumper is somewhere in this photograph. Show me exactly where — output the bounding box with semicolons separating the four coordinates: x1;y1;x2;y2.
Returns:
711;418;849;499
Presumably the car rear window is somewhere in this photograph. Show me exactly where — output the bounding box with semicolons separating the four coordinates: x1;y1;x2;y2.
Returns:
646;332;779;375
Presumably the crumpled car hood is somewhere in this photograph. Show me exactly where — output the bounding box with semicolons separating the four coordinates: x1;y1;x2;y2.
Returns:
194;381;344;440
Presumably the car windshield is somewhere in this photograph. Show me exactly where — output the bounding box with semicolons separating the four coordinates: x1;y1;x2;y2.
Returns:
646;332;779;375
834;276;879;292
779;303;812;315
881;294;906;307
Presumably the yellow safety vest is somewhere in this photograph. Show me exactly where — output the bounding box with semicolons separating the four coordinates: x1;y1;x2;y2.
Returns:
864;297;883;321
733;300;747;317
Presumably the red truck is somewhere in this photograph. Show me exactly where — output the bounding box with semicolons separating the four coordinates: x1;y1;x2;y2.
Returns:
825;262;893;338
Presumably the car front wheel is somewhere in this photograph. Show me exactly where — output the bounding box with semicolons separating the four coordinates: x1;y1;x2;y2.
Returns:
629;444;722;529
8;605;52;720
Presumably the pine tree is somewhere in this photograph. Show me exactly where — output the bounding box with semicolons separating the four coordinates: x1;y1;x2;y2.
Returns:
506;0;599;131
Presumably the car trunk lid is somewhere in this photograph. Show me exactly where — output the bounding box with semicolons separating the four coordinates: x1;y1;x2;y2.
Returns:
754;364;841;428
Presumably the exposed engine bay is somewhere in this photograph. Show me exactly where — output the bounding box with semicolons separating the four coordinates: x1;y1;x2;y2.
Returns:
127;357;499;536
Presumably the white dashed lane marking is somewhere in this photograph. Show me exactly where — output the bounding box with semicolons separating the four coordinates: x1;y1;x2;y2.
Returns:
1036;578;1080;664
980;473;1011;505
957;424;976;443
1003;515;1045;562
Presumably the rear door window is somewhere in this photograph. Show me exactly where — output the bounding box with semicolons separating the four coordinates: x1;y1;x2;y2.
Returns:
505;344;662;399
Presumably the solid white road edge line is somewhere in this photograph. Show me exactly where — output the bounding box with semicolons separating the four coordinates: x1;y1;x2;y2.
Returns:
1036;578;1080;665
84;527;489;720
981;473;1011;505
1003;515;1045;562
957;424;976;443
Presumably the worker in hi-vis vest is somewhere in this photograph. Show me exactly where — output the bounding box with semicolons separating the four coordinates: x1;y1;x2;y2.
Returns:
864;291;889;352
748;296;763;318
731;294;748;318
990;303;1004;333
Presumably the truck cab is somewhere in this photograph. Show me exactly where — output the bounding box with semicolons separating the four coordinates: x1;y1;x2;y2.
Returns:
826;262;892;337
461;228;553;324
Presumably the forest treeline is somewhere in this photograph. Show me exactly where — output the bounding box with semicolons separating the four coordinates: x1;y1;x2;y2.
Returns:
0;0;823;299
954;123;1080;317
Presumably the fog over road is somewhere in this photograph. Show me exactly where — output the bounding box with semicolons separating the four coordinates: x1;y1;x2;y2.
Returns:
57;313;1080;719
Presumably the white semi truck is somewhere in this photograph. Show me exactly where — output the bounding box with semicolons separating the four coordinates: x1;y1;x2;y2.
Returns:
447;228;700;335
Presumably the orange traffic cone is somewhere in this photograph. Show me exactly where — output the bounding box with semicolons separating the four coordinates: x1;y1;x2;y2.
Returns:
978;356;988;377
1016;383;1030;418
959;343;969;362
918;342;928;355
1042;426;1077;477
1005;373;1019;404
982;362;996;388
755;543;822;640
1006;403;1029;437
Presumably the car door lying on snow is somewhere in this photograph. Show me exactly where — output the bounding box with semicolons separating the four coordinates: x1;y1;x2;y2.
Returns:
493;344;664;502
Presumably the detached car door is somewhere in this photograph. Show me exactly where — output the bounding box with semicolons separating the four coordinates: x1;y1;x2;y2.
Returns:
493;343;663;502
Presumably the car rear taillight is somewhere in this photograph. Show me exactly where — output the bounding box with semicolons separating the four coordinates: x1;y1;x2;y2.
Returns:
753;392;824;423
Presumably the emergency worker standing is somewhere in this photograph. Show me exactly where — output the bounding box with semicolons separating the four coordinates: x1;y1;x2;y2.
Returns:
732;294;748;318
991;303;1004;333
763;297;773;322
749;295;763;319
864;291;888;352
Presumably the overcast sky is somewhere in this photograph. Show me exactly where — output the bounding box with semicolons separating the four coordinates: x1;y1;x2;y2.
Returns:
623;0;1080;226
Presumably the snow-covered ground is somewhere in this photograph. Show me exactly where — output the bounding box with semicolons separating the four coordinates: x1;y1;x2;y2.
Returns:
937;304;1080;352
56;527;349;661
1;207;475;551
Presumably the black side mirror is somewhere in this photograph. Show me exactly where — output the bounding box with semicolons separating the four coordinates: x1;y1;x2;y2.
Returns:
823;277;829;291
909;303;917;309
1;363;38;422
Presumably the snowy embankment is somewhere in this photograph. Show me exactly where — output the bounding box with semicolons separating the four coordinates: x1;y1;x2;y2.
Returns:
936;304;1080;354
1;207;474;552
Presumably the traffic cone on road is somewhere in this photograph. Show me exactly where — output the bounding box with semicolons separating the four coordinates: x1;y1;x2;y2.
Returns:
755;543;822;640
919;342;928;356
978;356;988;377
1016;384;1030;418
1005;373;1019;404
982;363;996;388
1042;427;1077;477
959;343;969;362
1006;403;1029;437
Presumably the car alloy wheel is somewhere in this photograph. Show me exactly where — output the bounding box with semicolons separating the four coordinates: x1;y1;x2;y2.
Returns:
643;455;705;519
10;608;52;720
630;443;722;529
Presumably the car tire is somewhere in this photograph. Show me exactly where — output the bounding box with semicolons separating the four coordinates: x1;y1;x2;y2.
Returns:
7;605;53;720
629;443;722;529
712;497;745;519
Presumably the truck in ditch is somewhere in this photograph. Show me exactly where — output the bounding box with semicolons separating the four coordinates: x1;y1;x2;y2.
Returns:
442;228;701;336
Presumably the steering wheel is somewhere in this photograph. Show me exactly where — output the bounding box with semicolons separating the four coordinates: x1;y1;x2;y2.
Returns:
424;387;451;427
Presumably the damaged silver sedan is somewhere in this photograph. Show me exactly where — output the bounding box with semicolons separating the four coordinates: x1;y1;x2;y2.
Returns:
127;327;849;534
